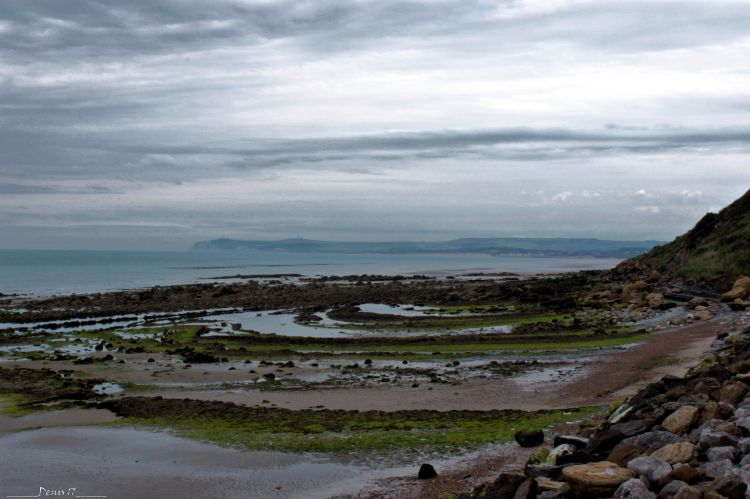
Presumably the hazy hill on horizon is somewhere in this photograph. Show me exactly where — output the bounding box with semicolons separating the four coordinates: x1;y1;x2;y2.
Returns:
190;236;662;258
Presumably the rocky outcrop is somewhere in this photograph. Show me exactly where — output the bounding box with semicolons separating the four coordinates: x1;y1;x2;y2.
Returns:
460;321;750;498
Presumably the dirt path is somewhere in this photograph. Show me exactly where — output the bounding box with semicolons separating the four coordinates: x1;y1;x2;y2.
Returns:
554;315;731;407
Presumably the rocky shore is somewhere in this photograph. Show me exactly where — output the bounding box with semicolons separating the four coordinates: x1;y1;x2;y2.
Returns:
452;314;750;498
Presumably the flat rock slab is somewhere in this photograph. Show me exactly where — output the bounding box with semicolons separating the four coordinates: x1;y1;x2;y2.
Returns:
563;461;634;498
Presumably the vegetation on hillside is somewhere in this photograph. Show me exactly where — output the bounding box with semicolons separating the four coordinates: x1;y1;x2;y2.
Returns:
639;188;750;288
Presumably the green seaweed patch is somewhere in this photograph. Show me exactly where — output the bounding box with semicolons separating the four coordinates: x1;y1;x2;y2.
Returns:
0;393;35;417
102;396;600;454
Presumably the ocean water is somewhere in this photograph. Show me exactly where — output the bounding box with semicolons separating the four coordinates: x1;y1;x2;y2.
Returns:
0;249;621;297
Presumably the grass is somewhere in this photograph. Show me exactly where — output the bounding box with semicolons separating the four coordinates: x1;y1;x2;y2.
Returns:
0;393;35;417
109;401;601;454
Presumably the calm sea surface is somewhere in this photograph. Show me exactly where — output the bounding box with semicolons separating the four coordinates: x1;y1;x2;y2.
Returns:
0;249;621;297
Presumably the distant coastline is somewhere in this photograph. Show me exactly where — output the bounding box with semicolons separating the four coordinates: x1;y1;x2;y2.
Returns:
191;236;663;259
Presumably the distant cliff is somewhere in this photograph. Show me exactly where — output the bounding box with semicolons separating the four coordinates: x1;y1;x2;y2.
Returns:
190;237;661;258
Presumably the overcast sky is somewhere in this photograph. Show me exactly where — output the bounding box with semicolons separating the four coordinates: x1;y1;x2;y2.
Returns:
2;0;750;250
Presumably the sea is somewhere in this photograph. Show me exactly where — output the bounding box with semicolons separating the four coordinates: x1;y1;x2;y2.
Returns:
0;249;622;297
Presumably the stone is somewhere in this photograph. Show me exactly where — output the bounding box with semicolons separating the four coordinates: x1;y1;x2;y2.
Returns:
418;463;437;479
686;297;708;309
693;309;712;320
662;405;700;434
672;463;700;483
477;473;526;498
673;485;702;499
536;478;566;491
613;478;656;498
549;444;579;465
707;446;736;463
651;442;695;464
609;444;645;467
734;416;750;435
719;381;749;406
646;292;665;309
623;432;682;453
713;475;748;499
700;459;734;479
627;456;673;484
553;435;589;449
699;430;738;450
562;461;634;498
737;437;750;455
513;477;538;499
658;480;688;497
515;429;544;447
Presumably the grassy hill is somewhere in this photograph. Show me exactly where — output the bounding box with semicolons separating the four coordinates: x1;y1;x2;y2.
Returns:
639;188;750;288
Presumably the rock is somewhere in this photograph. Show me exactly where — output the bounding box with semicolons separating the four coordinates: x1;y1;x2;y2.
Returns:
707;445;736;462
549;444;579;465
673;485;702;499
613;478;656;498
719;381;748;406
713;475;748;499
658;480;688;497
693;309;712;321
554;435;589;449
526;447;551;467
609;443;645;467
661;405;700;434
686;297;708;309
513;477;538;499
699;430;738;450
700;458;734;479
623;431;682;453
627;456;673;484
562;461;634;498
476;473;526;498
672;463;700;483
418;463;437;479
722;287;748;302
536;478;567;491
646;292;665;309
737;437;750;455
515;429;544;447
651;442;695;464
736;416;750;435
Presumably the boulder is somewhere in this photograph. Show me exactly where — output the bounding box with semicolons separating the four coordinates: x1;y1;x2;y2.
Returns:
673;485;702;499
515;429;545;447
706;445;736;462
627;456;673;484
650;442;695;464
699;430;738;450
659;480;688;497
661;405;700;434
513;477;538;499
613;478;656;498
562;461;634;498
700;458;734;479
645;292;665;309
713;475;748;499
608;443;644;467
671;464;700;483
686;297;708;309
476;473;527;498
549;444;579;465
719;381;748;406
622;431;682;453
417;463;437;479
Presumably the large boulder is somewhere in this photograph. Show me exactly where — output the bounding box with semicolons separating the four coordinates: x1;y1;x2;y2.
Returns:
417;463;437;479
562;461;633;498
661;405;700;435
627;456;673;484
722;276;750;302
650;442;695;464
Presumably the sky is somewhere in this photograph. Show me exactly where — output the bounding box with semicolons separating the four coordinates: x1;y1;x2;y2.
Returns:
1;0;750;250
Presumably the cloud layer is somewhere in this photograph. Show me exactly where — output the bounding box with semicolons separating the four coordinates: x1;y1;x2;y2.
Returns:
2;0;750;249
